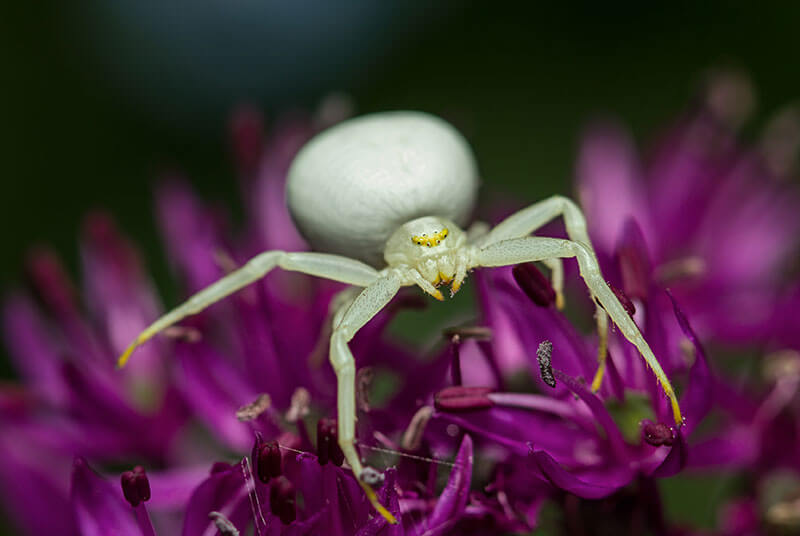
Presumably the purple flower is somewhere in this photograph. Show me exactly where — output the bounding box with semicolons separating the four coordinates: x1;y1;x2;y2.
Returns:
576;72;800;345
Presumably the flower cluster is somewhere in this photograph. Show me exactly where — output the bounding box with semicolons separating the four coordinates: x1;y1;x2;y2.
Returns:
2;74;799;534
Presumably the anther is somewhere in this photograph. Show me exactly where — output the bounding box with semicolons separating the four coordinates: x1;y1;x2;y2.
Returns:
209;511;240;536
641;420;674;446
434;386;494;412
401;406;434;451
512;263;556;307
159;326;201;343
608;282;636;318
236;393;271;422
357;367;374;413
285;387;310;423
120;466;151;507
253;437;282;483
269;476;297;525
317;418;344;466
360;467;385;487
536;340;556;388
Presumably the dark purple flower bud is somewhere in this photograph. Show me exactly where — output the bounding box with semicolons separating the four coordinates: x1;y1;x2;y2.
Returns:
536;340;556;388
254;439;282;483
608;282;636;318
269;476;296;525
641;420;674;446
120;466;151;507
229;105;264;178
435;386;494;412
616;221;651;302
512;263;556;307
25;248;77;317
317;418;344;467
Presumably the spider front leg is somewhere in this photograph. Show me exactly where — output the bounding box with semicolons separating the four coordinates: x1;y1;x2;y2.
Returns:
330;272;402;524
473;237;682;426
477;195;610;390
117;250;380;367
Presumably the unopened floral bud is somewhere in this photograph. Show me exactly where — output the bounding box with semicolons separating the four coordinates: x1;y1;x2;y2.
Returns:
608;282;636;318
642;420;674;446
434;386;494;412
317;418;344;467
254;439;282;483
120;466;151;507
270;476;296;525
512;263;556;307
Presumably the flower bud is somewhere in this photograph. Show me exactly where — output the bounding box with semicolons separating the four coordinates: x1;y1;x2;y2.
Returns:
512;263;556;307
270;476;296;525
642;420;674;446
434;386;494;412
317;418;344;467
120;466;151;507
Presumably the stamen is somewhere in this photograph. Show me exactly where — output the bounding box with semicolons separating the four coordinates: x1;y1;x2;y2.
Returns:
269;476;296;525
285;387;310;423
641;420;674;447
120;466;151;507
512;263;556;307
162;325;202;343
317;418;344;466
536;340;556;388
360;467;385;487
434;386;494;412
400;406;434;451
209;511;241;536
236;393;271;422
607;282;636;318
253;438;282;483
356;367;374;413
449;334;463;386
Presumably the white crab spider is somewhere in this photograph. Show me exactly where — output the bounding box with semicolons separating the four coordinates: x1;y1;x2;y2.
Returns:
118;111;681;523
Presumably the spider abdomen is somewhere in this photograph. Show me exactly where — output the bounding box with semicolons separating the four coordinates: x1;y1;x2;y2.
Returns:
286;111;479;267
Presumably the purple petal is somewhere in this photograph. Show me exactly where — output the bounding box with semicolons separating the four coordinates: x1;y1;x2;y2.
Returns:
667;291;712;435
71;457;141;536
552;369;628;461
650;429;688;478
576;122;652;255
423;434;474;534
155;178;229;293
0;433;78;535
527;448;621;499
182;460;262;536
3;293;68;405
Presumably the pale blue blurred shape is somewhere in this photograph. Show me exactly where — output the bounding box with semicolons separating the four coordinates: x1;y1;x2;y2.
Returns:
69;1;455;132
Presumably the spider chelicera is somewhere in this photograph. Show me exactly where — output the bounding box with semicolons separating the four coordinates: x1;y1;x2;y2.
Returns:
118;111;681;523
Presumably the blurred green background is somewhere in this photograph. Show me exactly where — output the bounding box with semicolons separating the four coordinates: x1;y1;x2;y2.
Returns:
2;1;799;532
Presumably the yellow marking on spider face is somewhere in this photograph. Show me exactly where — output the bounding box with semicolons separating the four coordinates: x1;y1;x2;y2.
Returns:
411;228;449;248
359;480;398;524
438;272;452;284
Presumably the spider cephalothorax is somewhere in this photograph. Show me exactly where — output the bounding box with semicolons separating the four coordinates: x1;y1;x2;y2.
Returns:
117;111;681;524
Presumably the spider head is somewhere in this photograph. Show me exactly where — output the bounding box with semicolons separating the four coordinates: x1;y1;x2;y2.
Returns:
384;216;466;295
